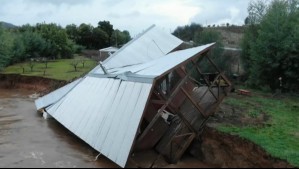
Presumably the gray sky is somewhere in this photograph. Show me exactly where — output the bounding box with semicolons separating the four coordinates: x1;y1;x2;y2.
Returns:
0;0;251;35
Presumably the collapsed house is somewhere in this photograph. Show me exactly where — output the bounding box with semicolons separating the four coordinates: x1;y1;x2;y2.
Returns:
35;25;231;168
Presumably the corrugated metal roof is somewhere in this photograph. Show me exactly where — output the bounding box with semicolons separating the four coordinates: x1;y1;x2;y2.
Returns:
97;25;183;71
35;24;216;168
45;76;152;168
35;78;82;110
135;43;215;76
100;43;215;77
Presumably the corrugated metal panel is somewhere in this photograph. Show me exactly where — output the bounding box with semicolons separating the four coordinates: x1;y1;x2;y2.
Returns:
35;78;82;110
101;43;215;77
93;25;183;72
135;43;215;76
46;76;152;168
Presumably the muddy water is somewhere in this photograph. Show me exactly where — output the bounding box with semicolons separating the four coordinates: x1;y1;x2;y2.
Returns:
0;89;118;168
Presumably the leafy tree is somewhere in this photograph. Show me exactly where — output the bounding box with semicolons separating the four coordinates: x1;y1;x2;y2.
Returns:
241;0;267;77
78;23;94;49
11;35;26;63
70;59;80;72
0;26;13;70
247;0;267;25
35;23;75;59
21;31;47;60
194;29;228;73
66;24;79;42
111;29;131;47
243;0;299;91
98;21;114;44
173;23;203;42
92;27;109;49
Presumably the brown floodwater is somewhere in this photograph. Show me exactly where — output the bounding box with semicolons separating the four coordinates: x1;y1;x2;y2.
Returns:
0;89;118;168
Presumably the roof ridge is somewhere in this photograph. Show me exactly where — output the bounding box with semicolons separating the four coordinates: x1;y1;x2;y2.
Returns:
102;24;156;65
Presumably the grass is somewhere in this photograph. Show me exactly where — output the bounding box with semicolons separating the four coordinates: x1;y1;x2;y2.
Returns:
219;92;299;167
2;57;97;81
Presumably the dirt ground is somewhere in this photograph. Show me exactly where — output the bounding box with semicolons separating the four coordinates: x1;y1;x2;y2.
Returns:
0;75;293;168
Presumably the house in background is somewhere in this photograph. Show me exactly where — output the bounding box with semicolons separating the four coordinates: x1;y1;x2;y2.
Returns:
99;46;119;61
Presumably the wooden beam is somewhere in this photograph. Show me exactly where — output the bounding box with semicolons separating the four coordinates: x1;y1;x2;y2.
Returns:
137;72;193;143
151;100;166;105
170;133;196;163
155;87;198;134
198;73;222;102
180;87;206;117
191;60;211;86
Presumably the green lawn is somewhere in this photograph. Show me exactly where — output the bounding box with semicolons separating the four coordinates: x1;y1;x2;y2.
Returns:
2;57;97;81
219;91;299;167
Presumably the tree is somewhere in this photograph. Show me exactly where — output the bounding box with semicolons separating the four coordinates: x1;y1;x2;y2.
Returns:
111;29;131;47
92;27;109;49
173;23;203;42
42;58;49;68
11;35;26;63
194;29;228;73
243;0;299;91
66;24;78;42
98;21;114;44
35;23;75;59
21;31;47;60
70;59;80;72
247;0;267;25
78;23;94;49
28;60;36;72
0;26;13;70
19;64;25;73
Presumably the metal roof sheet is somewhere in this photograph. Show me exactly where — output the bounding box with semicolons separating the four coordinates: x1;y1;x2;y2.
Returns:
35;24;216;168
35;78;82;110
98;25;183;71
100;43;215;77
135;43;215;76
45;76;152;167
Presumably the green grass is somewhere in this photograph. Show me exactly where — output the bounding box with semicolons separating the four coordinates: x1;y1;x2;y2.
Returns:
2;57;97;81
219;94;299;167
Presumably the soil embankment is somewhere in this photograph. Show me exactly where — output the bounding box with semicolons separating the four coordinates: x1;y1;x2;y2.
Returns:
0;74;67;96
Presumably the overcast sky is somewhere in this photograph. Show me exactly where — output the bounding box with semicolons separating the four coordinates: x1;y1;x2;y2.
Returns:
0;0;251;35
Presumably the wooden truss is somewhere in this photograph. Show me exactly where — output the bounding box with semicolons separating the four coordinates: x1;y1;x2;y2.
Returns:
133;50;231;164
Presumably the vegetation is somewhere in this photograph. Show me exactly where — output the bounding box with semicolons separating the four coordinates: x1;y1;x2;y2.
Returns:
0;23;76;71
173;23;203;42
241;0;299;92
173;23;237;77
219;91;299;167
66;21;131;49
3;56;96;81
0;21;131;72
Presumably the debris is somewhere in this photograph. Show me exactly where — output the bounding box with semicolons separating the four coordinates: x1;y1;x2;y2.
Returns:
237;89;251;96
28;93;40;99
94;153;102;162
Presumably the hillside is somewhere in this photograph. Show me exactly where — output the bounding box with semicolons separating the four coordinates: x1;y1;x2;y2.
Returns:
0;21;17;29
206;26;245;49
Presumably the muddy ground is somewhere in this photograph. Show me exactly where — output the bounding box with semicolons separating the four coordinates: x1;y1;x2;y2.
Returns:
0;74;293;168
